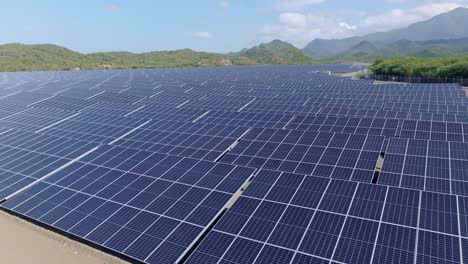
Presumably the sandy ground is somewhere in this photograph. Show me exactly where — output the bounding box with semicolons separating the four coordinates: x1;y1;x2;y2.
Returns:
373;80;409;85
0;210;128;264
335;72;361;79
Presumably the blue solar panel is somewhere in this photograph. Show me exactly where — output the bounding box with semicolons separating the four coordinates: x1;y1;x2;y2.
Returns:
373;224;416;264
0;65;467;263
186;168;467;263
3;146;256;263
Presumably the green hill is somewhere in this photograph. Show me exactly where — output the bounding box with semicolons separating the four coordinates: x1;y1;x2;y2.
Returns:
0;43;89;71
230;40;316;65
0;40;315;72
87;49;233;69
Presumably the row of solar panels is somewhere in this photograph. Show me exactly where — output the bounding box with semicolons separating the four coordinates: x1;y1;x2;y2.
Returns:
0;65;467;263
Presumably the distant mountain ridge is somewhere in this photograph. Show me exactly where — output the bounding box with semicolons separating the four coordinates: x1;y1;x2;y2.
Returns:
0;40;315;72
326;37;468;62
304;7;468;56
4;7;468;72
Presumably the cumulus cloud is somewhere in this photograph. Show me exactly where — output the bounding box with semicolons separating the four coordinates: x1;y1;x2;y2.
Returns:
261;12;358;47
260;2;467;47
276;0;325;10
191;31;215;39
362;2;465;32
339;22;357;31
385;0;408;3
279;13;308;28
108;4;120;12
217;0;231;8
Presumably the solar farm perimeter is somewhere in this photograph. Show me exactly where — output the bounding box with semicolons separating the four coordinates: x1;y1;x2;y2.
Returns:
0;65;467;264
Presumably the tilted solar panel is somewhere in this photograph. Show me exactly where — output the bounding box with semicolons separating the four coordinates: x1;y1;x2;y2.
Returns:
0;65;467;263
3;145;256;263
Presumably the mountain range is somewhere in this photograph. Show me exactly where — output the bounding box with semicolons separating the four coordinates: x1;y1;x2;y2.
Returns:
322;37;468;62
304;7;468;62
0;40;315;72
2;7;468;71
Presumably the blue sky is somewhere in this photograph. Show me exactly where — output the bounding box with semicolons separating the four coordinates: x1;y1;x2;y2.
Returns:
0;0;466;53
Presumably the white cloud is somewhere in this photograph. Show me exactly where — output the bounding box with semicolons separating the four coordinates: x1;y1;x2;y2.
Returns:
279;13;308;28
385;0;408;3
362;3;465;32
108;4;120;12
276;0;325;10
191;31;215;39
261;12;357;47
217;0;231;8
260;2;467;47
339;22;357;31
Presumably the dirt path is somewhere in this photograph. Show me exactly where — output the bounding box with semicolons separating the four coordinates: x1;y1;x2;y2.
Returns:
0;210;127;264
373;80;409;85
335;72;361;79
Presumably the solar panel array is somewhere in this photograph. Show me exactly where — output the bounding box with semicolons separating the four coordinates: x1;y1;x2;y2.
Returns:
0;64;467;264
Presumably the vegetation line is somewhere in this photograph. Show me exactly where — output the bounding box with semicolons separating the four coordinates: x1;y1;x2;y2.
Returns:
0;40;316;72
370;56;468;78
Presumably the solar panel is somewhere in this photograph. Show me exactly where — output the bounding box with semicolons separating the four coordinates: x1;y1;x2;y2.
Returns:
379;137;468;196
3;146;256;263
221;129;384;182
186;170;466;264
0;65;467;263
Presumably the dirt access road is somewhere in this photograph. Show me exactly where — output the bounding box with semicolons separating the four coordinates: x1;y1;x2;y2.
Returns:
0;210;127;264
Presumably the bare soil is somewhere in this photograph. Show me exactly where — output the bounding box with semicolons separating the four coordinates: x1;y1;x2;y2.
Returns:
373;80;409;85
0;210;128;264
335;72;361;79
